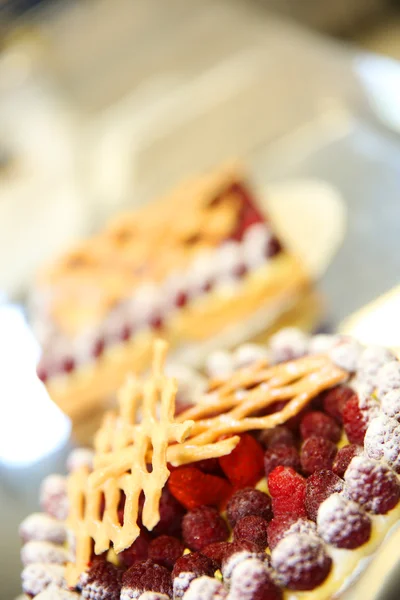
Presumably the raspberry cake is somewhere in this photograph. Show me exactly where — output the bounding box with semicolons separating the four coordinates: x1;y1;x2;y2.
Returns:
31;164;316;426
17;332;400;599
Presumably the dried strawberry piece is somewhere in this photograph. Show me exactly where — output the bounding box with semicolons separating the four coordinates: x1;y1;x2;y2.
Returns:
300;436;337;475
168;467;232;510
345;455;400;514
233;515;269;549
80;560;123;600
229;557;283;600
219;434;264;489
317;493;372;549
182;505;229;551
264;444;300;477
226;487;272;527
268;466;307;518
332;444;362;478
305;470;344;521
258;426;295;449
300;411;341;443
323;386;356;422
267;516;316;550
122;559;172;599
119;530;150;567
148;535;184;570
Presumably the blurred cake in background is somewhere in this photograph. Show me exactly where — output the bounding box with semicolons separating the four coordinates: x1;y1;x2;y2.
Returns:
30;163;325;431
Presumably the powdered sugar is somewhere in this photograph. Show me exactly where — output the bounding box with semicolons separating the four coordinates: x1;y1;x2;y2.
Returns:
308;334;337;355
183;576;227;600
364;414;400;472
381;388;400;421
344;455;400;514
34;585;80;599
22;563;66;596
19;513;66;545
329;338;362;372
232;344;269;369
357;346;396;390
173;572;196;599
66;448;94;472
138;594;170;600
269;328;309;364
40;475;68;521
376;361;400;400
271;533;330;589
228;557;276;599
286;518;317;539
205;350;234;379
21;541;69;566
222;550;263;582
317;493;371;549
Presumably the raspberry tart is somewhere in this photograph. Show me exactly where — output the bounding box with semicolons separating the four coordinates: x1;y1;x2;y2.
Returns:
17;332;400;599
31;164;317;428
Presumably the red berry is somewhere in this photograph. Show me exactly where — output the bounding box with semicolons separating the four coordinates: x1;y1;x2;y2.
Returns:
323;386;355;422
202;540;259;569
120;324;131;341
229;557;283;600
39;475;68;521
305;470;344;521
182;506;229;551
150;315;164;331
267;516;316;550
62;357;74;373
119;531;150;567
168;467;232;511
364;414;400;473
264;444;300;477
122;559;172;598
268;236;283;257
300;411;341;443
175;291;188;308
152;487;186;538
300;436;337;475
258;426;295;449
80;560;123;600
233;515;269;549
345;456;400;514
268;466;307;518
272;533;332;591
219;434;264;489
148;535;184;570
226;488;272;528
317;493;372;549
172;552;217;580
332;444;362;478
342;395;370;445
37;365;48;383
194;458;223;476
93;338;105;358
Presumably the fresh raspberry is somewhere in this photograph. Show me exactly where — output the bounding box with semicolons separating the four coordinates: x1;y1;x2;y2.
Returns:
22;563;66;596
323;385;355;422
152;486;186;538
21;540;69;566
258;426;295;449
267;466;307;518
269;328;309;363
300;436;337;475
119;530;150;567
376;360;400;400
80;560;123;600
364;414;400;473
19;513;66;545
172;552;217;597
122;559;172;599
382;389;400;422
342;394;371;445
226;488;272;527
345;456;400;514
168;467;232;510
305;470;344;521
272;533;332;591
182;506;229;551
148;535;184;570
332;444;363;478
233;515;269;549
264;444;300;476
300;411;341;443
202;540;259;568
229;557;283;600
39;475;68;521
317;493;372;549
183;576;228;600
219;434;264;488
267;516;316;550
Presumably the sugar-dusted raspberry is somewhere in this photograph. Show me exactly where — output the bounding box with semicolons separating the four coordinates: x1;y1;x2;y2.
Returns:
269;328;309;364
19;513;66;545
148;535;184;570
345;455;400;514
219;434;264;489
182;506;229;551
300;411;341;443
80;560;123;600
382;389;400;422
172;553;217;598
226;488;272;527
323;385;355;423
229;557;283;600
267;516;316;550
358;345;395;376
308;334;337;355
182;576;228;600
332;444;363;478
272;533;332;591
34;585;80;599
119;530;150;567
202;540;259;569
329;338;362;372
221;548;266;583
233;343;270;369
268;466;307;518
21;540;69;566
317;492;371;549
263;444;300;477
233;515;269;549
305;470;344;521
376;360;400;400
122;559;172;599
300;437;337;475
39;475;68;521
364;414;400;473
66;447;94;472
258;426;295;449
168;467;232;511
22;563;66;596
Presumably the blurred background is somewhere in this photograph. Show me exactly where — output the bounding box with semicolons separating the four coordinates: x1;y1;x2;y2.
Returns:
2;1;400;598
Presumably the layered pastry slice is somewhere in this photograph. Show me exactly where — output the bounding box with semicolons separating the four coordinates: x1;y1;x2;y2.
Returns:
31;164;318;424
18;332;400;600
